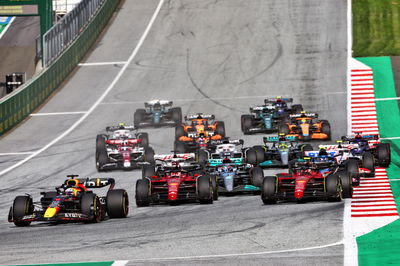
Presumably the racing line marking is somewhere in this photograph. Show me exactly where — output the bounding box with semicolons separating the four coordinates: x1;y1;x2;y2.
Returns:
127;241;343;262
30;111;87;116
0;0;166;177
111;260;129;266
0;152;35;156
78;61;128;66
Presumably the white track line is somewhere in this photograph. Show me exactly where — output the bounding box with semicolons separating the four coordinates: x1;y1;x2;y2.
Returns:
0;17;15;40
111;260;129;266
0;0;165;177
30;111;87;116
78;61;127;66
375;97;400;101
128;241;343;262
380;137;400;140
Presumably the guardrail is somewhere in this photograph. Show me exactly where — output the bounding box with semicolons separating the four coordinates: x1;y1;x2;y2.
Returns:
0;0;121;136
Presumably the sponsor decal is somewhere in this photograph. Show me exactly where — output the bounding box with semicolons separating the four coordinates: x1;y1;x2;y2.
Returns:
64;213;83;218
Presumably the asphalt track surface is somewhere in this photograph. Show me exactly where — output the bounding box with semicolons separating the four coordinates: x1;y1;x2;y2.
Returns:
0;0;347;265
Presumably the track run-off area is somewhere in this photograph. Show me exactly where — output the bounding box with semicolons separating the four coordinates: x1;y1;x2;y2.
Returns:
0;0;350;265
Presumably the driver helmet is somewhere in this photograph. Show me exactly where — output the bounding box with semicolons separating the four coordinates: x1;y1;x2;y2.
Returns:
153;102;162;111
318;148;328;156
118;122;126;129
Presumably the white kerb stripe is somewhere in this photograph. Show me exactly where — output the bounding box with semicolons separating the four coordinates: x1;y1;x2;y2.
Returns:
111;261;129;266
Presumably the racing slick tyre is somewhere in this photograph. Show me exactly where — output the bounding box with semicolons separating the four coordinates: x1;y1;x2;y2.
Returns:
376;143;391;167
362;152;375;172
96;135;106;158
135;179;151;207
325;174;342;202
134;109;146;128
81;193;102;223
142;164;156;178
175;125;185;140
174;141;186;153
300;144;313;157
138;132;149;148
106;189;129;218
216;121;226;137
96;149;109;172
291;104;303;114
209;175;218;201
246;148;258;165
12;196;34;226
345;159;359;178
320;121;331;140
144;147;155;164
253;145;265;164
278;123;290;135
338;171;353;198
171;107;183;124
261;176;277;204
197;176;213;204
241;115;253;134
197;150;208;167
250;166;264;187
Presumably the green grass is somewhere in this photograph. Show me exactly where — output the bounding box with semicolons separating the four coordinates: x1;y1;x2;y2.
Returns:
353;0;400;56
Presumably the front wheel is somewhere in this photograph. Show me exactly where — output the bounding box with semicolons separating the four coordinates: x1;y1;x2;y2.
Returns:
138;132;149;148
197;176;213;204
376;143;391;167
362;152;375;171
170;107;182;124
81;193;101;223
325;174;342;202
12;196;34;226
135;179;150;207
215;121;226;137
338;171;353;198
250;166;264;187
144;147;155;164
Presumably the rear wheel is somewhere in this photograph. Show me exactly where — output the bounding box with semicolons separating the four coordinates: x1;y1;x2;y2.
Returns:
211;175;219;201
376;143;391;167
241;115;253;134
197;150;208;167
325;174;342;202
338;171;353;198
96;135;106;158
81;193;101;222
175;141;186;153
251;166;264;187
197;176;213;204
134;109;146;127
138;132;149;148
261;176;277;204
170;107;182;124
346;159;359;177
362;152;375;171
144;147;155;164
175;125;185;140
12;196;33;226
321;121;331;140
96;149;109;172
246;148;258;165
142;164;156;178
215;121;226;137
253;145;265;163
135;179;150;207
106;189;129;218
278;123;290;135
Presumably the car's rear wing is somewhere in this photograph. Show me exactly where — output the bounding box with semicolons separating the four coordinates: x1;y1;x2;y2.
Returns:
184;113;215;121
264;136;296;143
144;100;173;107
154;153;196;161
289;112;317;119
79;178;116;189
264;97;293;104
341;134;379;142
106;125;135;132
105;139;142;145
208;158;244;166
250;105;275;112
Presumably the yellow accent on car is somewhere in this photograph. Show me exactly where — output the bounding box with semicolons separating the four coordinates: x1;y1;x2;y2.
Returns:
44;207;58;218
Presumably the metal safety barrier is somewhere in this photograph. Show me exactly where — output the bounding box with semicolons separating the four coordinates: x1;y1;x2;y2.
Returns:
0;0;121;136
43;0;105;67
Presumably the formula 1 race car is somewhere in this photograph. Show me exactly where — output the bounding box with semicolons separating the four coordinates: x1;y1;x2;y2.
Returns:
261;158;352;204
95;124;155;171
134;100;182;128
340;134;391;167
279;112;331;141
135;153;216;206
247;135;313;168
174;131;227;153
175;113;226;140
241;97;303;134
8;176;129;226
206;157;264;194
